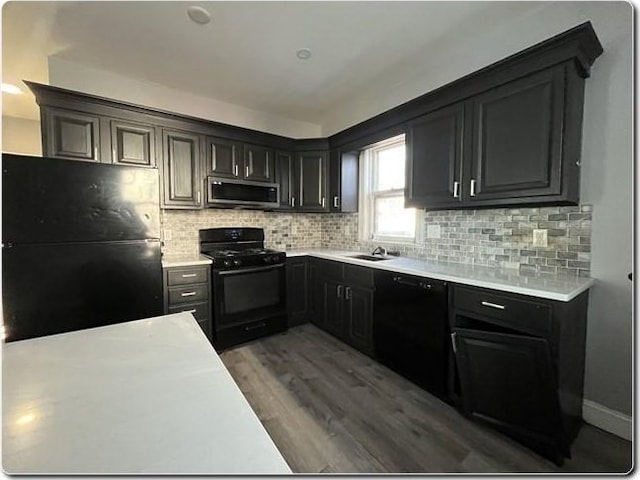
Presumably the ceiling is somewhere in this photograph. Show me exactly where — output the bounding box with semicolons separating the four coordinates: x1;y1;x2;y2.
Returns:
2;1;548;128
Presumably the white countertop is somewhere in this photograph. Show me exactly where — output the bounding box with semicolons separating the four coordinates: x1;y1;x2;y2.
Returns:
286;249;593;302
161;254;212;268
2;313;291;475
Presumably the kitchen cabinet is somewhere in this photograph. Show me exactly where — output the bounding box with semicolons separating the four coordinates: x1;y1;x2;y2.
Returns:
329;148;358;213
286;256;309;327
277;150;329;212
205;137;275;183
42;107;101;162
308;258;323;326
407;64;581;209
161;129;202;209
109;119;156;168
163;264;212;342
449;284;589;464
319;260;374;356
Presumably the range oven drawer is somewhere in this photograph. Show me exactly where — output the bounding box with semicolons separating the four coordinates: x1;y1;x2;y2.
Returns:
214;314;287;350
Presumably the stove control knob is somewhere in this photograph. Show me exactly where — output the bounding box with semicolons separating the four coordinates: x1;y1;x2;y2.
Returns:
223;259;232;268
233;259;242;267
264;256;272;264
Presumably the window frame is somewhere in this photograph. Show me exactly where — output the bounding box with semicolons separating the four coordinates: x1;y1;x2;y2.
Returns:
358;134;422;245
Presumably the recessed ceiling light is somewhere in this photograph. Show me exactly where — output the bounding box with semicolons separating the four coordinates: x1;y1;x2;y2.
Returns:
2;83;22;95
187;6;211;25
296;48;312;60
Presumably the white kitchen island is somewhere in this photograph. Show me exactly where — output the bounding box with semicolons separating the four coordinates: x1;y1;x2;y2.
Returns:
2;312;291;474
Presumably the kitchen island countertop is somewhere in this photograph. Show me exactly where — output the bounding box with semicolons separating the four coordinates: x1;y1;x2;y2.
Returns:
285;249;593;302
2;312;291;474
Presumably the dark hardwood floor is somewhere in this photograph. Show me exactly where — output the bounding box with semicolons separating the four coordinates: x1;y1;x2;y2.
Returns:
220;324;632;474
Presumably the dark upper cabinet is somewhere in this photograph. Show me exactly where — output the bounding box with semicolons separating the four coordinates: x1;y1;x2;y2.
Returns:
406;103;465;208
329;148;358;213
110;119;156;168
298;151;328;212
161;129;202;209
408;64;582;209
276;151;296;210
468;67;565;202
205;137;242;178
243;144;275;182
43;108;101;162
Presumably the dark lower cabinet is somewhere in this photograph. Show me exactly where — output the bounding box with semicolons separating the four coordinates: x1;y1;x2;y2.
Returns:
286;257;309;327
343;285;374;354
163;264;213;343
450;284;589;465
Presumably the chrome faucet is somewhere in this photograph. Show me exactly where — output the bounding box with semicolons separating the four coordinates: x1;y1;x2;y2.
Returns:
371;246;387;257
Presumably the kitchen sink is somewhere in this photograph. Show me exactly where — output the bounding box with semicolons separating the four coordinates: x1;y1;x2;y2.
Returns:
348;254;391;261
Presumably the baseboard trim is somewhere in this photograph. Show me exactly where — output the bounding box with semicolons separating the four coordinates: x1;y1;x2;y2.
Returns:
583;399;632;441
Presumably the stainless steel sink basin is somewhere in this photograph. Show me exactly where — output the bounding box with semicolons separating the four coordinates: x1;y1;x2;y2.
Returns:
348;254;391;261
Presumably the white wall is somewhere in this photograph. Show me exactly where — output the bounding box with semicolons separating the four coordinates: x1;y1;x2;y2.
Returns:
48;56;322;139
325;2;633;424
1;116;42;155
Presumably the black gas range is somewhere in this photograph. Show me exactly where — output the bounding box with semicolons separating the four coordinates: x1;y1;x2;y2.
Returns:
199;228;287;350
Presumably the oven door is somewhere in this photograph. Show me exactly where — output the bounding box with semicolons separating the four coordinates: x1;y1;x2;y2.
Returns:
212;263;286;329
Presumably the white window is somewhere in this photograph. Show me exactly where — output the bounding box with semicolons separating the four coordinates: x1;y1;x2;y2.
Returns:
359;134;420;244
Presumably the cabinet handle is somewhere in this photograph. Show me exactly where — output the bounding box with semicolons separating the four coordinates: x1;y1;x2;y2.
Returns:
321;197;326;208
451;332;457;354
183;309;197;314
453;181;460;198
345;286;352;300
181;291;197;297
291;197;296;208
470;179;476;197
481;301;506;310
333;196;340;208
94;146;98;160
181;273;197;278
197;191;201;204
245;322;267;331
234;163;239;176
337;285;343;299
112;148;117;160
245;165;249;178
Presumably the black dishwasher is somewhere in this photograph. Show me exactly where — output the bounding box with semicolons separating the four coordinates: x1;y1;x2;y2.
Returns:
373;271;450;399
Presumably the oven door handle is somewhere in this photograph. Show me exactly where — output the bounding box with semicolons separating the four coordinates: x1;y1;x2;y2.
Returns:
216;264;285;276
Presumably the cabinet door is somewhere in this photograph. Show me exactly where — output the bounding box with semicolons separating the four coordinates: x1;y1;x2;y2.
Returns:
323;280;344;338
406;103;464;208
44;108;101;162
286;258;308;327
162;130;202;208
276;151;295;209
308;260;323;327
329;149;358;213
344;286;373;355
110;120;156;167
244;144;275;182
205;137;241;178
467;67;565;203
453;327;566;457
298;151;328;212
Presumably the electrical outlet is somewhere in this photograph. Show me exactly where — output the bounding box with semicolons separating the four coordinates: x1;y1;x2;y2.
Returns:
164;229;172;241
533;229;548;247
427;224;441;239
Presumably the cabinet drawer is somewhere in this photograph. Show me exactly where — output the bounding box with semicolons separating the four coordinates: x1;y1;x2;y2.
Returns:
168;301;210;321
452;286;552;337
168;284;209;305
344;264;374;288
166;266;209;286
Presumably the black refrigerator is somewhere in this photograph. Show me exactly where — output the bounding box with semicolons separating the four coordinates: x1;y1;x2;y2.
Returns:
2;154;163;342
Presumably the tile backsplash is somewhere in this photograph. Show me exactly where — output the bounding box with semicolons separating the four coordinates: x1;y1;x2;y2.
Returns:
162;204;592;277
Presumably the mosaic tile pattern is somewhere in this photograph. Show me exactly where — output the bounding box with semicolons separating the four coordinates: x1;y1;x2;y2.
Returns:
161;209;325;257
163;204;592;277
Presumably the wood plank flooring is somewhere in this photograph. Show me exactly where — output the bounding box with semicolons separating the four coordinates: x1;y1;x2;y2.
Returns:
219;324;632;474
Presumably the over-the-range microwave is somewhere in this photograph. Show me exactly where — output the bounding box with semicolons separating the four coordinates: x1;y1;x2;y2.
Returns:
206;176;280;209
